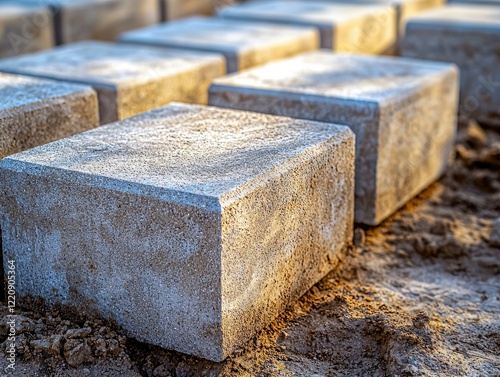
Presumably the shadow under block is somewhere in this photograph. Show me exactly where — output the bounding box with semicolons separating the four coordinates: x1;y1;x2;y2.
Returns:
402;5;500;127
161;0;214;21
0;41;226;125
119;16;319;73
219;0;397;54
209;52;459;225
0;103;355;362
0;73;99;159
0;4;54;58
3;0;160;44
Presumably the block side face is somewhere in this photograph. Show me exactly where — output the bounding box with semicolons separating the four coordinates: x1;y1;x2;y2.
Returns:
375;69;459;224
0;166;224;361
335;7;396;54
116;57;226;119
163;0;213;20
208;87;380;225
220;132;355;358
402;23;500;126
60;0;160;43
0;5;54;58
0;85;99;159
238;29;320;71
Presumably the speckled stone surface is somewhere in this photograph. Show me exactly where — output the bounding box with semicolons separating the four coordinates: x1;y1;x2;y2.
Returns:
402;5;500;127
0;73;99;159
219;1;396;53
0;41;225;124
0;103;355;361
2;0;160;44
161;0;213;21
119;16;319;73
209;52;459;225
0;3;54;58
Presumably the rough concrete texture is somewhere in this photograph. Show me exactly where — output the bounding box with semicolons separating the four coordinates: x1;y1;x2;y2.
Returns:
402;5;500;127
0;3;54;58
161;0;214;21
0;73;99;160
0;41;225;124
0;103;355;362
209;52;459;225
219;1;396;54
1;0;159;44
119;16;319;73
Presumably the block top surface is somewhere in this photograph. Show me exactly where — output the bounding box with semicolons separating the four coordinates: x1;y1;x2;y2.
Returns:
406;5;500;32
0;73;91;112
220;1;393;26
2;103;351;208
119;16;316;52
211;51;456;104
0;41;224;89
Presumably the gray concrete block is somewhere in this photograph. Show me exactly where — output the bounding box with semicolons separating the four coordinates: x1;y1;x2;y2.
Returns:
0;103;355;361
0;41;226;125
448;0;500;5
119;16;319;73
219;1;397;54
0;3;54;58
0;73;99;159
2;0;160;44
160;0;214;21
209;52;459;225
402;5;500;127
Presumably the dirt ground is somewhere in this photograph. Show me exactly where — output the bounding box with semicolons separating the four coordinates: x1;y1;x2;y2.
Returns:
0;119;499;377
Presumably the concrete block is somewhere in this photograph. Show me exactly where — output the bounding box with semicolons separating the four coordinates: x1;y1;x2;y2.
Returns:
219;1;397;54
0;41;226;125
0;103;355;361
119;16;319;73
209;52;459;225
0;3;54;58
160;0;214;21
448;0;500;5
0;72;99;159
2;0;160;44
402;5;500;127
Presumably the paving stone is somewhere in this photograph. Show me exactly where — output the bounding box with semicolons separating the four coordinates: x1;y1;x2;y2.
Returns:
402;5;500;127
0;3;54;58
1;0;160;44
119;16;319;73
0;41;226;124
448;0;500;4
0;103;355;361
0;73;98;159
249;0;444;32
160;0;214;21
209;52;459;225
219;0;397;54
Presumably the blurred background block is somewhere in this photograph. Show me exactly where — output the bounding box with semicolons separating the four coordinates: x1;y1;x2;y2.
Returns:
119;16;320;73
0;3;54;58
0;0;160;45
160;0;214;21
402;4;500;127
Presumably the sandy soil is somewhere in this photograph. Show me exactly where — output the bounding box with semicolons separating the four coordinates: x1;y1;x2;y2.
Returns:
0;119;499;377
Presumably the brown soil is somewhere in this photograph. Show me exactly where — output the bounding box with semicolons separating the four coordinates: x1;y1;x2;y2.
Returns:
1;119;499;377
